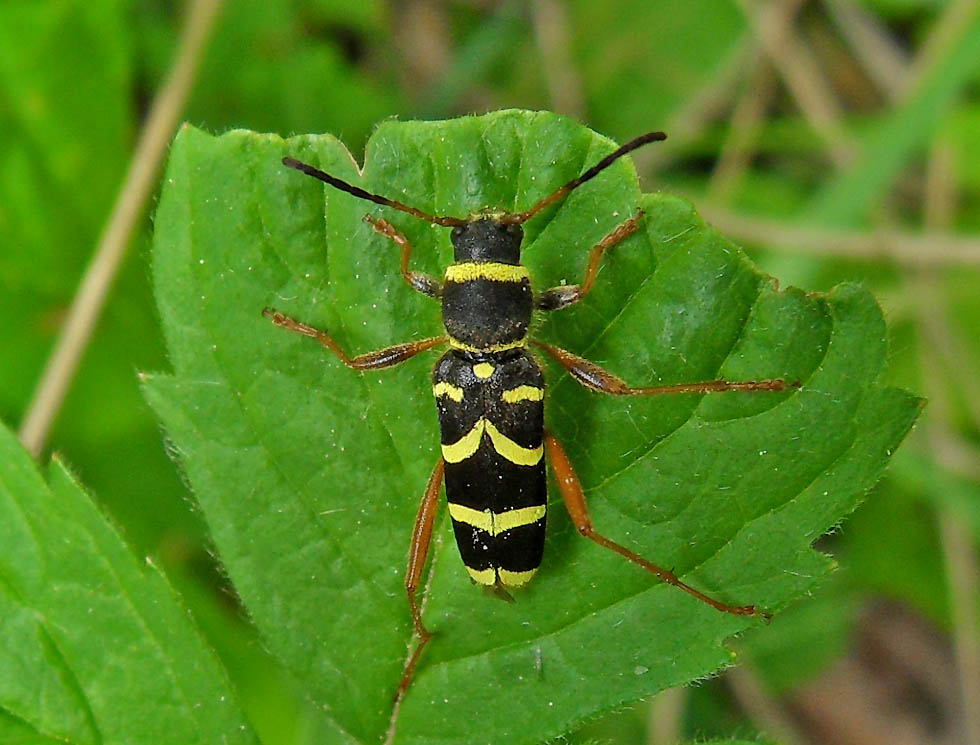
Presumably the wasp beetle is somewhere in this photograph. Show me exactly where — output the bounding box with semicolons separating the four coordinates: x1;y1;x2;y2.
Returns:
265;131;793;699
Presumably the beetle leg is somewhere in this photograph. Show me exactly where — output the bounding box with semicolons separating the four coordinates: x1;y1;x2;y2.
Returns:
263;308;445;370
396;458;445;703
535;211;644;311
544;433;768;619
364;215;443;298
532;340;796;395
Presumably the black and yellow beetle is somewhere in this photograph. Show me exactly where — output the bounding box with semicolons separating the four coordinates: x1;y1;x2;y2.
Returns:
264;132;792;699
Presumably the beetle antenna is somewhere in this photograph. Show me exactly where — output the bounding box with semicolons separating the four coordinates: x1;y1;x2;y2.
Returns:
282;157;469;227
501;131;667;225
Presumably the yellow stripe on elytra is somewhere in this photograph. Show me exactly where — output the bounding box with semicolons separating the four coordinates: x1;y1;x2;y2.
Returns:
473;362;494;379
432;382;464;402
441;421;485;463
448;503;493;533
445;262;530;284
448;336;526;354
441;418;544;466
485;420;543;466
498;568;538;587
501;385;544;403
449;503;545;536
465;566;497;585
493;504;546;533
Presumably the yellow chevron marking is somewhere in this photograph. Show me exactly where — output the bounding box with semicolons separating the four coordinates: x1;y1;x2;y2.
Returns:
441;418;543;466
448;336;526;354
501;385;544;403
445;262;529;284
448;503;545;536
441;420;485;463
485;420;543;466
465;566;497;585
498;568;538;587
448;503;493;533
468;210;507;222
432;382;464;402
473;362;495;379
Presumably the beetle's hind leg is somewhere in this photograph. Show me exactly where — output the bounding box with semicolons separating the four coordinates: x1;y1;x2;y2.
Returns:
544;433;769;619
533;340;797;395
396;458;445;703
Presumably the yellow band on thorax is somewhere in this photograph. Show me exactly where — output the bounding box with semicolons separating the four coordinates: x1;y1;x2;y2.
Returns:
448;336;526;354
445;262;530;284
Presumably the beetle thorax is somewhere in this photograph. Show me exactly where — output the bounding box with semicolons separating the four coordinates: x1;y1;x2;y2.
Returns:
442;218;532;354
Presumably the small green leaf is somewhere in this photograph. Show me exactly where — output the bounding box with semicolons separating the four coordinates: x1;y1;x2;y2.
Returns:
0;422;257;744
145;110;920;745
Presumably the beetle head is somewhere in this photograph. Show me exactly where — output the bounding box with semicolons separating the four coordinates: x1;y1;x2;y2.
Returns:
450;218;523;263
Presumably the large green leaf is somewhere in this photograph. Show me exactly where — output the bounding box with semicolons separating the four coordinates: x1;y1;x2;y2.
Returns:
143;110;919;744
0;422;257;744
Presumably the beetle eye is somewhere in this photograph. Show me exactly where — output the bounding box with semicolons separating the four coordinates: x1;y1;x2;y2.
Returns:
451;226;463;240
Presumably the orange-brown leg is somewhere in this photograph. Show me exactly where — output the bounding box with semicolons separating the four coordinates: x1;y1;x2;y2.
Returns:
533;339;795;395
536;210;645;311
396;458;445;703
363;215;443;298
544;433;769;619
263;308;446;370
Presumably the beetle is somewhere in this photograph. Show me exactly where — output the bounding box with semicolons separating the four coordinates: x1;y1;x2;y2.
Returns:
265;131;792;699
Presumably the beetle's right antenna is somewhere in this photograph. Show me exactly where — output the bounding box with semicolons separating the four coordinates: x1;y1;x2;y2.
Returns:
500;131;667;225
282;157;469;228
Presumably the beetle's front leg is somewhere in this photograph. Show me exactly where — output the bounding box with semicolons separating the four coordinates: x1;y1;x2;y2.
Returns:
363;215;443;298
263;308;445;370
535;210;644;311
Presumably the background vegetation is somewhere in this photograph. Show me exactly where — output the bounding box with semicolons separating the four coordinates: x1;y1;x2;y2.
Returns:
1;1;978;743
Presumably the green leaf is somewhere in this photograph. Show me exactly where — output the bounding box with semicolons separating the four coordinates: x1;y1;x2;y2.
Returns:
0;422;257;744
144;110;920;745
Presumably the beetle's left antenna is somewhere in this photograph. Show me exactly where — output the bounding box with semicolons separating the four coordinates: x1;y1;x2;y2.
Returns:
282;157;468;228
500;131;667;225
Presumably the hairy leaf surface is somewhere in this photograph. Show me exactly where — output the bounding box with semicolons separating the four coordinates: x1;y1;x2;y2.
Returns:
0;424;257;744
145;111;919;744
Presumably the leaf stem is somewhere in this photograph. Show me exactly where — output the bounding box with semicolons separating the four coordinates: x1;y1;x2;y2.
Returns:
734;0;858;169
18;0;225;457
699;206;980;267
531;0;585;118
918;138;980;745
